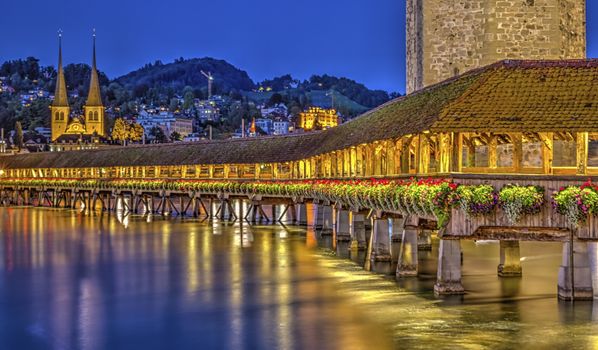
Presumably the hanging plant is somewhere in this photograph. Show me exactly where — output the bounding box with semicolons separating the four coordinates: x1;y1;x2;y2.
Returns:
452;184;497;217
553;181;598;227
498;184;545;224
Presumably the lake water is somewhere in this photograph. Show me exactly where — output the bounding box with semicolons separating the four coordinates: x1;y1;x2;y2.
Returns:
0;207;597;349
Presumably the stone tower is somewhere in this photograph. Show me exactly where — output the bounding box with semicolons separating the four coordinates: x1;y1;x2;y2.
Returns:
51;32;70;142
83;32;105;137
406;0;586;93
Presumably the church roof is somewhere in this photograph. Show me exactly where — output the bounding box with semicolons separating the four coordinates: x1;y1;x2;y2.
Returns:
52;34;69;107
4;59;598;169
85;34;103;107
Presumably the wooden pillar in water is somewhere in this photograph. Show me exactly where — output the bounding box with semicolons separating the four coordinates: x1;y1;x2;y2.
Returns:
498;240;522;277
349;212;366;251
396;216;419;277
558;240;593;301
335;208;351;242
434;239;465;295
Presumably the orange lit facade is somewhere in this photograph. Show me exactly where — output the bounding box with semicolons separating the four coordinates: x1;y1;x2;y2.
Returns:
298;107;339;131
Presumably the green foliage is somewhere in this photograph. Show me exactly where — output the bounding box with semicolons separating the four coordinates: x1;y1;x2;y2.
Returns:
553;181;598;227
14;121;23;150
453;185;497;216
149;126;168;143
115;57;255;97
499;185;545;224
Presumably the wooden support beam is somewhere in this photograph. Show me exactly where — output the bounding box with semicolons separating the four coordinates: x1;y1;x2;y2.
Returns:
539;132;553;174
511;132;523;172
438;132;452;173
577;132;588;175
486;134;497;169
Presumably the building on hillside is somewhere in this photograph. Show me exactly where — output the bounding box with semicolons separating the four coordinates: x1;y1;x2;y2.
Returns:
196;100;220;121
137;110;193;139
406;0;586;93
273;120;290;135
51;32;106;142
183;133;203;142
260;103;288;118
255;118;273;134
34;127;52;140
298;107;340;131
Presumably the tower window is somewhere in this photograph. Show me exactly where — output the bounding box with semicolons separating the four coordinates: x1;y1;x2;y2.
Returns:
55;112;59;120
60;112;65;121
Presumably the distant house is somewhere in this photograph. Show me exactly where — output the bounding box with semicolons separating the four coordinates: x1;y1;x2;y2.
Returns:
255;118;273;134
34;127;52;140
137;110;193;139
260;103;288;118
272;120;290;135
183;133;203;142
196;100;220;121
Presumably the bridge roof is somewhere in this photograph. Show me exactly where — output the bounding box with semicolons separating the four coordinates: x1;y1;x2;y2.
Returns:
2;59;598;169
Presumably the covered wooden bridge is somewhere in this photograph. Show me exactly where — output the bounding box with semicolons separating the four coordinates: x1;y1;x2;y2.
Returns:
2;59;598;300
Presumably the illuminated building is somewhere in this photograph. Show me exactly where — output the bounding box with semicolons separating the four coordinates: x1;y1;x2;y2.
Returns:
51;31;105;142
298;107;339;131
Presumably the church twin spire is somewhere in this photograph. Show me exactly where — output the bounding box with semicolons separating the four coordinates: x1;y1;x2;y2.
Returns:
52;30;103;109
52;31;68;107
86;29;103;107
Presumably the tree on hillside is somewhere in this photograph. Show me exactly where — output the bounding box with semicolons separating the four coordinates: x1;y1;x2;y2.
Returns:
111;118;129;145
169;98;179;112
112;118;144;145
170;131;182;142
14;121;23;151
183;86;195;110
149;126;168;143
268;93;283;106
129;123;144;143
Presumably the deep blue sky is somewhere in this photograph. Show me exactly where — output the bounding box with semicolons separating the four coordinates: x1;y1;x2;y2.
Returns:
1;0;597;93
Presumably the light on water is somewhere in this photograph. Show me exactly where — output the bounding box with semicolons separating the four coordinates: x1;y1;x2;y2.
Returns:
1;207;598;349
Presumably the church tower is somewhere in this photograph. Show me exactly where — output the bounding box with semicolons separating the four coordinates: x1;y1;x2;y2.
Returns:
83;31;105;137
406;0;587;93
51;32;70;142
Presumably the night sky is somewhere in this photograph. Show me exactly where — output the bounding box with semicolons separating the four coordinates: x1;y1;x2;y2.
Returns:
1;0;597;93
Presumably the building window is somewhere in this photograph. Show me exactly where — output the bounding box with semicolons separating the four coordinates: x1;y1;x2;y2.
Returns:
553;133;576;167
588;134;598;167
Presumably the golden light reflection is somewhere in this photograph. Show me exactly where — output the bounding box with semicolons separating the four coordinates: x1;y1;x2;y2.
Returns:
201;226;213;303
229;224;243;349
186;231;198;293
276;236;291;350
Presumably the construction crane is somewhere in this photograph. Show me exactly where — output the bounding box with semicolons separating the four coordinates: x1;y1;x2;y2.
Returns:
326;89;336;110
201;70;214;99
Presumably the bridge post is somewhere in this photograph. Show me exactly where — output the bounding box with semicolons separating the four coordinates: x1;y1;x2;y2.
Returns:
418;228;433;251
369;216;392;274
396;216;419;277
434;239;465;295
336;208;351;242
558;240;593;301
318;205;334;234
498;240;522;277
349;212;367;250
390;217;404;268
296;203;308;226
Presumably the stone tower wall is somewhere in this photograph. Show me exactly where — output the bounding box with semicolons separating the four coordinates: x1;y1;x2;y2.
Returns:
406;0;586;93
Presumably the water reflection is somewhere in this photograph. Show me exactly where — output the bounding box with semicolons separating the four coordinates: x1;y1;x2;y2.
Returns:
0;208;392;350
4;206;598;349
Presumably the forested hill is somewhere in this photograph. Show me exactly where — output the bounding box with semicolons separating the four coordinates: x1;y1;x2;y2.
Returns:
115;57;255;97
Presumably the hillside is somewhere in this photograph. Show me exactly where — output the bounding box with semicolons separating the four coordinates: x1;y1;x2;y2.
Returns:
115;57;255;97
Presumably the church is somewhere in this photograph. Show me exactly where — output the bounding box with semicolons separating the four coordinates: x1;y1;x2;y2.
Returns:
51;32;106;143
